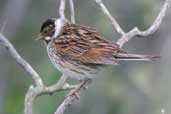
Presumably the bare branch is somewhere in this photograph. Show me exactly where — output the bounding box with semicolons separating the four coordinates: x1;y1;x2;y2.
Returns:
0;33;43;87
24;85;36;114
24;84;76;114
116;0;171;47
69;0;76;24
54;80;90;114
95;0;125;35
59;0;66;19
54;0;67;39
24;76;73;114
1;0;170;114
42;76;68;95
0;31;75;114
54;95;77;114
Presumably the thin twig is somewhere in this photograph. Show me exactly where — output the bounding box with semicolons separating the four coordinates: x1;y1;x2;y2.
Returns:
24;83;76;114
0;0;170;114
24;76;76;114
69;0;76;24
54;94;77;114
0;33;44;87
59;0;66;19
54;79;90;114
24;0;71;113
116;0;171;47
53;0;67;39
95;0;125;35
0;32;76;114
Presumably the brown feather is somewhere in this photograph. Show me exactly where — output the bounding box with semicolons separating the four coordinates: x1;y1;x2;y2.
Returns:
42;19;159;79
51;22;122;65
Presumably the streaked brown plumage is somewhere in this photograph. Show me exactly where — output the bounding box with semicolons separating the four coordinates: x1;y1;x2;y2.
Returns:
38;18;159;80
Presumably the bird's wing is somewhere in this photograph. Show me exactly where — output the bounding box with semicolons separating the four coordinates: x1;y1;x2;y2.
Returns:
52;24;123;65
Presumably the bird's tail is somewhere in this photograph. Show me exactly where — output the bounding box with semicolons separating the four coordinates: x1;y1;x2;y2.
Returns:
115;53;160;61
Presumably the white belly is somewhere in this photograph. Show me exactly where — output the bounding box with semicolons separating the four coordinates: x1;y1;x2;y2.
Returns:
47;45;98;80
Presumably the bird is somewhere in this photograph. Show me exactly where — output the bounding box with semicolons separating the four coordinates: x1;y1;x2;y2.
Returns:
38;18;159;81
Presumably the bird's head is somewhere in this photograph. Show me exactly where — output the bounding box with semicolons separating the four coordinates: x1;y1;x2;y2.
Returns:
38;18;66;44
38;18;56;44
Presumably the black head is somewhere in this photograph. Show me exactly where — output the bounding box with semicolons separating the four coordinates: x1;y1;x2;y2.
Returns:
39;18;56;43
40;18;55;33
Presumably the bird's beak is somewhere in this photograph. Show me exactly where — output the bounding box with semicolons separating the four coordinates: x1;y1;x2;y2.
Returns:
35;33;43;41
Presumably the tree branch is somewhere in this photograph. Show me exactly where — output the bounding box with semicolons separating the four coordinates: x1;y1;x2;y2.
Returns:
59;0;66;19
53;0;67;39
54;94;78;114
95;0;170;48
0;33;43;87
0;0;170;114
95;0;125;35
24;76;71;114
69;0;76;24
116;0;171;47
54;79;90;114
0;0;81;114
0;32;76;114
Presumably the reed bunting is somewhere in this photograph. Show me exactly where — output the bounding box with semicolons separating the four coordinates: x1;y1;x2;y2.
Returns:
38;18;159;80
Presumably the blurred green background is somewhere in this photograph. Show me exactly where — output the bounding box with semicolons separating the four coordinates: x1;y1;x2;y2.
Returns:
0;0;171;114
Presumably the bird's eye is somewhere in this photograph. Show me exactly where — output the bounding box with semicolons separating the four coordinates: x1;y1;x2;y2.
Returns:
43;27;50;33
